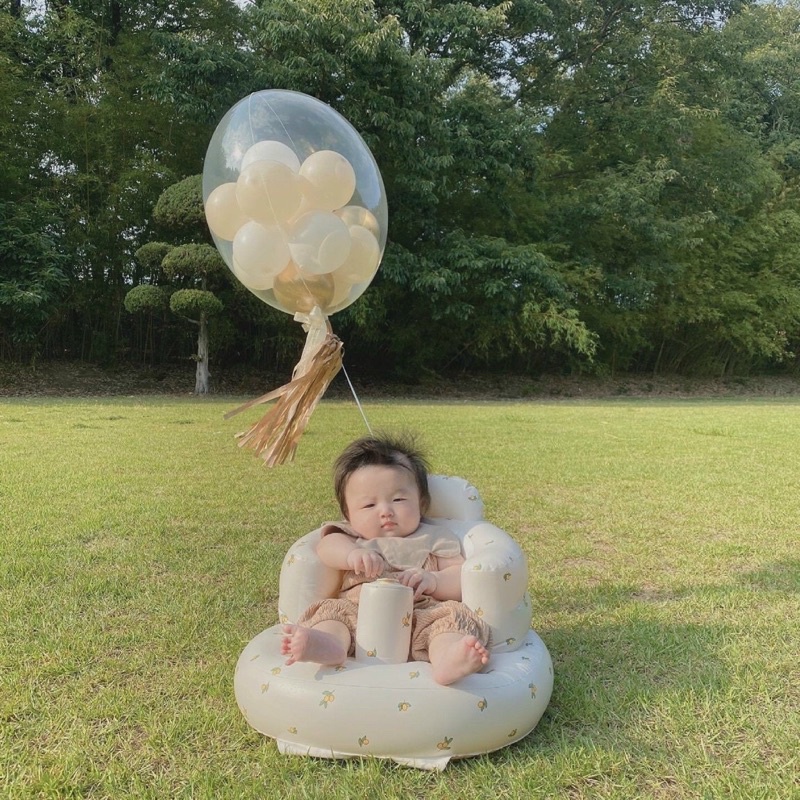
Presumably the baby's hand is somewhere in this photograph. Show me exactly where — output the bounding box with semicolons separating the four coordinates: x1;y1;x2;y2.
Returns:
396;568;438;599
347;549;385;579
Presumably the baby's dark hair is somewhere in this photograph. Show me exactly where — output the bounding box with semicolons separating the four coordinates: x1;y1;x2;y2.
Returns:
333;433;431;518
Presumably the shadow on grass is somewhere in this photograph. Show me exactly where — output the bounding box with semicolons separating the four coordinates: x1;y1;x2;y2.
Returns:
459;565;797;771
542;617;730;734
740;558;800;593
440;604;732;785
484;579;744;764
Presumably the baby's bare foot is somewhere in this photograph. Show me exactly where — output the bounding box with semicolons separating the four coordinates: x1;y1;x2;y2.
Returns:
431;634;490;685
280;624;347;667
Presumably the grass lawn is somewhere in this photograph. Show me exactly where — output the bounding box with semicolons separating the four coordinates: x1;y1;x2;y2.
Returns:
1;394;798;799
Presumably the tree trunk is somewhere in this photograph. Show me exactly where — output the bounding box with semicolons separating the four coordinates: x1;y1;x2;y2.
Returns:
195;311;210;394
110;1;122;42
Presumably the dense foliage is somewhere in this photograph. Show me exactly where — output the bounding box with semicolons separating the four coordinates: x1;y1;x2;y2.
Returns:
1;0;799;380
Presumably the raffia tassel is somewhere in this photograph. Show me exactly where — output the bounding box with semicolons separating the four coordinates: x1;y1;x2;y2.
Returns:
224;334;343;467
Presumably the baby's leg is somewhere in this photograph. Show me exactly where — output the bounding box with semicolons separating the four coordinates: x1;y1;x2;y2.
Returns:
281;621;350;667
410;600;491;684
428;632;490;685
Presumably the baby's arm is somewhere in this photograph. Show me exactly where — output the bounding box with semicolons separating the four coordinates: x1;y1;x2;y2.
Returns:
316;531;386;578
430;556;465;600
397;554;465;601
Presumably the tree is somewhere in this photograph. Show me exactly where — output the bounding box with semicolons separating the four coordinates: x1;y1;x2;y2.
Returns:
162;244;226;393
126;234;228;387
124;170;231;391
0;0;247;364
642;1;800;374
123;283;170;365
242;0;595;375
124;240;174;365
0;201;68;361
143;177;228;393
0;8;70;361
495;0;800;375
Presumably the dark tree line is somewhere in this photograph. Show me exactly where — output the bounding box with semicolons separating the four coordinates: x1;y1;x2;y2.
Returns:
1;0;800;384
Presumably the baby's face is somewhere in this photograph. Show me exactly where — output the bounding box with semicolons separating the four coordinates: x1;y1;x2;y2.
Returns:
344;465;422;540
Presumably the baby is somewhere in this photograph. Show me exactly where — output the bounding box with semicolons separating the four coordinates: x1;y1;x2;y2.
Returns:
281;434;491;685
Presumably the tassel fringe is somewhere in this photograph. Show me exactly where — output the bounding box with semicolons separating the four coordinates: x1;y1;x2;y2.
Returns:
224;333;344;467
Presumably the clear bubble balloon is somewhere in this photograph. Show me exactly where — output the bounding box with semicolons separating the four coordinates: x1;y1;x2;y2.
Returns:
203;90;388;317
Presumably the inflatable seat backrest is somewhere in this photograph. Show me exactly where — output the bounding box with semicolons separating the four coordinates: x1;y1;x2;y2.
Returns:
278;475;532;653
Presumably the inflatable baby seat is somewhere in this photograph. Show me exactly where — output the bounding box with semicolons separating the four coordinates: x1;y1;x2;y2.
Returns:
234;476;553;770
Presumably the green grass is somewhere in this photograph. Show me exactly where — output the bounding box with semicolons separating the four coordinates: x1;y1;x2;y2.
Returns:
1;395;798;799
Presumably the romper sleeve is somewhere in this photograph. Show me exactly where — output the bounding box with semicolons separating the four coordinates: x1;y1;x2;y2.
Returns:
420;520;463;560
319;521;360;540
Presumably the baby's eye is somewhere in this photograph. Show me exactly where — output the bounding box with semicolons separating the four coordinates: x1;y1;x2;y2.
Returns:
363;503;375;509
393;497;406;502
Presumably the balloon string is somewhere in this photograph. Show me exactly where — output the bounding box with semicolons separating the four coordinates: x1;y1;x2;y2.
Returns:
341;363;373;435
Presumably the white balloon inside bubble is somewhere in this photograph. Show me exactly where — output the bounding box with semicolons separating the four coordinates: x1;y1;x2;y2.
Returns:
232;258;276;292
236;160;302;226
205;182;249;241
241;140;301;173
300;150;357;212
329;272;357;310
335;205;381;239
232;221;291;290
289;211;351;275
339;225;381;283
